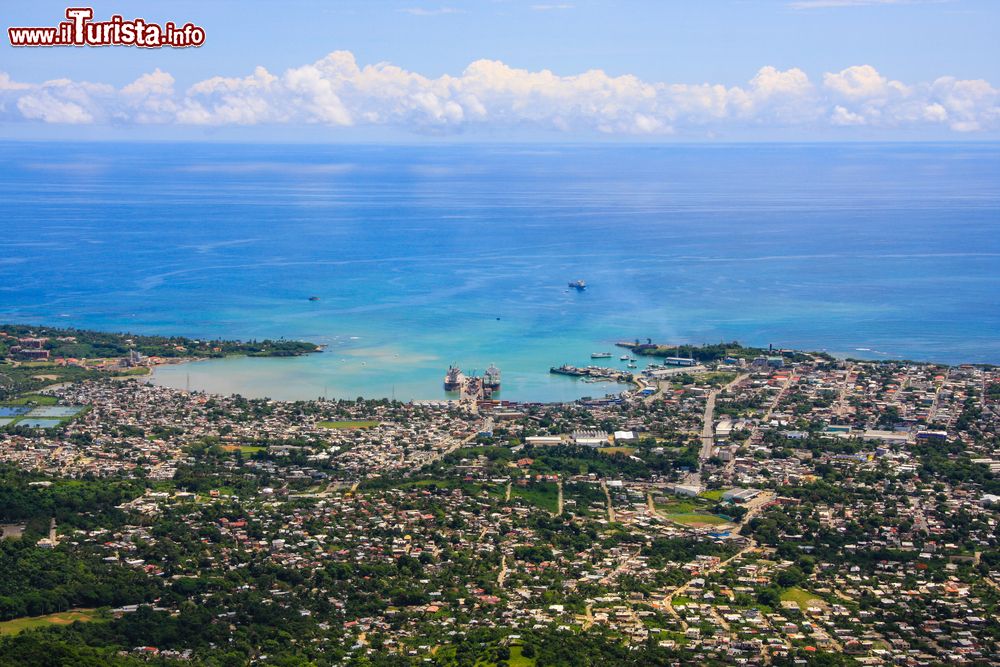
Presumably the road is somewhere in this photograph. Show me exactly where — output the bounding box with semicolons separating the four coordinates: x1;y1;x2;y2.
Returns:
743;372;796;452
833;364;856;419
761;373;795;425
699;388;719;463
497;554;508;588
694;373;748;484
600;480;616;523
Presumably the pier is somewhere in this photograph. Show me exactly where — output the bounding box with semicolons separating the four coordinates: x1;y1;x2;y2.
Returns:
549;364;633;384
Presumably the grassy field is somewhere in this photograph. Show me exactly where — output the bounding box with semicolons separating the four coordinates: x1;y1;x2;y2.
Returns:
780;587;824;609
0;609;101;636
699;489;727;501
3;393;58;406
318;420;379;429
508;645;536;667
511;482;559;514
697;371;738;387
656;497;732;526
656;498;698;513
221;445;266;454
598;446;636;456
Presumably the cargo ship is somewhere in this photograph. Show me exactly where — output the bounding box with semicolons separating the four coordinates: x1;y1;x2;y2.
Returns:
483;364;501;390
444;364;465;391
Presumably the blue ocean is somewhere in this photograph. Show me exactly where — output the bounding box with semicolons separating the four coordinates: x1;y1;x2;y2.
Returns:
1;142;998;401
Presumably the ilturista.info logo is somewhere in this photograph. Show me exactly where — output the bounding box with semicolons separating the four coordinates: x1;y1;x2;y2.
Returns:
8;7;205;48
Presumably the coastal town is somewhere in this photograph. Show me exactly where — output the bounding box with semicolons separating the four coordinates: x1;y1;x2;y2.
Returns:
0;329;998;665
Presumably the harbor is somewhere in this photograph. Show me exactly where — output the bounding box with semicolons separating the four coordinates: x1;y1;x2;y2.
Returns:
444;363;503;400
549;364;635;384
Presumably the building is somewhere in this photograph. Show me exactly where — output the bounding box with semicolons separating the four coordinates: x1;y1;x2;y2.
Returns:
722;488;761;503
572;430;610;447
525;436;563;446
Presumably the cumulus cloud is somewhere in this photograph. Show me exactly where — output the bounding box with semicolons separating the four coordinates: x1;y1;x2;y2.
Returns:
0;53;997;136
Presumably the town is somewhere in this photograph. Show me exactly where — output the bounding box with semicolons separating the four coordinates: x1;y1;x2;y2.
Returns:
0;330;998;666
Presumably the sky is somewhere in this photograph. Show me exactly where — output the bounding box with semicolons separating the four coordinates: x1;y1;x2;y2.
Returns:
0;0;998;141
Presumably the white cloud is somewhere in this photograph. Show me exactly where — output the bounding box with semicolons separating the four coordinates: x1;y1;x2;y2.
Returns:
831;105;867;125
824;65;892;99
0;55;997;136
17;94;93;124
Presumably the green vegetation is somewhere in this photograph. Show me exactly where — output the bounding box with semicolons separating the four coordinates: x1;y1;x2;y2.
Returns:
0;363;106;401
219;445;265;455
597;446;635;456
1;394;57;406
508;644;536;667
661;512;730;526
0;609;102;636
655;496;732;527
617;340;821;363
0;541;160;621
0;468;144;531
317;420;379;429
510;481;559;514
697;371;738;387
0;323;321;361
0;324;320;399
780;586;824;610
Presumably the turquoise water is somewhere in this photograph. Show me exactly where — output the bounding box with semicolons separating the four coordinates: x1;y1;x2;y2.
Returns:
1;142;998;401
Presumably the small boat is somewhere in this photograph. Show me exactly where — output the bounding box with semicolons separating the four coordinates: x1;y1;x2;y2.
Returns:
627;363;637;369
569;280;586;291
591;352;612;359
308;296;320;301
620;355;630;361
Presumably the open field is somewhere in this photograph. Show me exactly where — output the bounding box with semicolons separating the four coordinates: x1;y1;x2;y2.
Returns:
508;645;536;667
3;394;58;406
597;446;635;456
0;609;101;636
780;587;825;610
510;482;559;514
318;420;379;429
221;445;266;454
